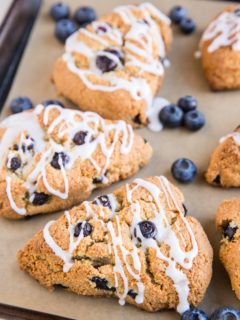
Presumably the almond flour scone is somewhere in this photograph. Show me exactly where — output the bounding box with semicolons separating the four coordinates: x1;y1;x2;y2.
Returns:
52;3;172;127
199;6;240;91
0;104;152;219
216;199;240;299
18;176;213;314
205;127;240;187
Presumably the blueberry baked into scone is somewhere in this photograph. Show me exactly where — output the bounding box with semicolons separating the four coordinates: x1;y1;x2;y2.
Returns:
52;3;172;127
205;127;240;187
0;103;152;219
199;6;240;91
216;199;240;299
18;176;213;313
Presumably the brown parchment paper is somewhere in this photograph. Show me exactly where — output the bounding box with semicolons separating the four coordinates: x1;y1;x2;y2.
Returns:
0;0;240;319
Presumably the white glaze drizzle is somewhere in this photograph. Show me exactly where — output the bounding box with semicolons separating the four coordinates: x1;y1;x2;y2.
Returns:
43;211;85;272
43;176;198;314
126;176;198;313
200;9;240;53
63;3;170;117
1;105;133;215
6;176;26;215
219;131;240;145
147;96;170;132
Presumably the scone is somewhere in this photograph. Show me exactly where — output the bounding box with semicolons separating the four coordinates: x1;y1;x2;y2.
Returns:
18;176;213;314
216;199;240;299
52;3;172;127
199;6;240;91
205;127;240;187
0;103;152;219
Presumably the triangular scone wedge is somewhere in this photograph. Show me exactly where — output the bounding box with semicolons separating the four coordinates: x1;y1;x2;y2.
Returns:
216;199;240;299
205;128;240;187
0;104;152;219
18;176;213;313
199;6;240;91
52;3;172;127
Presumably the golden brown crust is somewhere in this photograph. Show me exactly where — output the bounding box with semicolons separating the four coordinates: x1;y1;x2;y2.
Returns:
200;6;240;91
216;199;240;299
205;127;240;187
0;106;152;219
52;4;172;127
18;176;213;312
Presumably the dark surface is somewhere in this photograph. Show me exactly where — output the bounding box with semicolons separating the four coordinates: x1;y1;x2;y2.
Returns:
0;0;42;111
0;303;74;320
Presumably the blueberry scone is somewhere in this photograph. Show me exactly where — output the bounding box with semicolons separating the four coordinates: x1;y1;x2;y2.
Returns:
216;199;240;299
205;127;240;187
18;176;213;313
199;6;240;91
52;3;172;127
0;104;152;219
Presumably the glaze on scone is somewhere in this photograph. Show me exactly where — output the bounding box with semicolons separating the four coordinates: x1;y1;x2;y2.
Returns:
199;6;240;91
52;3;172;127
216;199;240;299
205;127;240;187
18;176;213;313
0;104;152;219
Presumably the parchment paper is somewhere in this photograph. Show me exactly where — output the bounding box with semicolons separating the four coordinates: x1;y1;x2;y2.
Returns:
0;0;239;319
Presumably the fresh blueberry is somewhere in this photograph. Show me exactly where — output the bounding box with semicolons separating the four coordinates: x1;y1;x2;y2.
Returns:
178;96;198;113
25;136;35;151
72;131;88;145
74;222;92;237
184;110;205;131
210;307;240;320
74;6;96;25
133;114;142;125
135;221;157;240
171;158;197;183
181;307;209;320
9;157;21;171
222;223;238;241
180;17;196;35
169;6;188;24
91;277;116;292
128;290;137;299
50;2;70;21
93;195;112;209
55;19;78;43
42;99;65;108
10;97;33;114
31;192;49;206
96;55;117;72
96;49;123;73
50;152;70;170
159;104;184;128
92;176;103;184
104;48;124;63
96;24;109;33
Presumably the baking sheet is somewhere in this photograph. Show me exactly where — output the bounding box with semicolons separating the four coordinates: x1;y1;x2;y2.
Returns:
0;0;240;319
0;0;13;25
